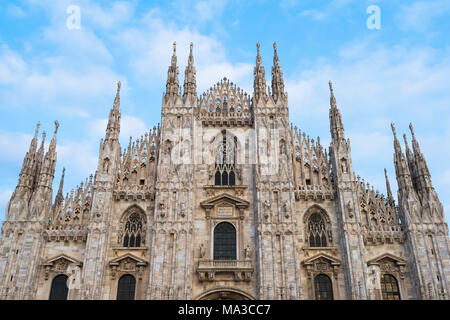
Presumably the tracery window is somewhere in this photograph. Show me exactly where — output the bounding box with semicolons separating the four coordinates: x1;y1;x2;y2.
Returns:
116;274;136;300
314;274;333;300
123;210;145;248
380;274;401;300
49;274;69;300
214;131;236;186
213;222;236;260
308;213;328;247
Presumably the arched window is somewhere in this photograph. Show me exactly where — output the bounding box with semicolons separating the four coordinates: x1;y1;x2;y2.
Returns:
116;274;136;300
380;274;401;300
49;274;69;300
308;213;328;247
314;274;333;300
123;209;145;247
214;222;236;260
214;131;236;186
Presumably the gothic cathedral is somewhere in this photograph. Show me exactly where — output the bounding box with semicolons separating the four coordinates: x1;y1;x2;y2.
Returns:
0;42;449;300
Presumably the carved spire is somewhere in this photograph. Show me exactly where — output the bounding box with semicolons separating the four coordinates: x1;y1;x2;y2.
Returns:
166;41;179;98
329;81;345;142
29;122;40;153
49;120;59;154
54;167;65;209
105;82;122;142
384;168;393;201
183;42;197;100
409;123;433;192
271;42;285;102
403;133;417;185
253;42;266;102
391;123;414;193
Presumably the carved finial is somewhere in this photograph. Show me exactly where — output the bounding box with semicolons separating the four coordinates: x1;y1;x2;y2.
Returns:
409;122;415;138
329;80;333;93
403;133;408;146
54;120;59;134
391;123;397;137
34;122;40;138
173;41;176;54
256;42;261;65
273;42;279;65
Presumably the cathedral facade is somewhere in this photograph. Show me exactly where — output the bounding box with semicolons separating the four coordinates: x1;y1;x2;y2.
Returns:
0;42;449;300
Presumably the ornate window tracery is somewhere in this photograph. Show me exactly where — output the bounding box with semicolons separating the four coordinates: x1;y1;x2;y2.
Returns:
308;212;328;247
122;208;146;248
213;222;236;260
314;274;333;300
49;274;69;300
214;131;236;187
116;274;136;300
380;274;400;300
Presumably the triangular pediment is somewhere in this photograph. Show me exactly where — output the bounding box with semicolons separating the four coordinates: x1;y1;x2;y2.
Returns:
302;253;341;266
200;193;250;209
43;254;82;267
367;253;406;266
109;253;148;266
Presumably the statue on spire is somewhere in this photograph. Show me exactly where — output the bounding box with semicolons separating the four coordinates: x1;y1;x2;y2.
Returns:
271;42;284;102
253;42;266;102
166;41;179;97
329;81;344;142
183;42;197;100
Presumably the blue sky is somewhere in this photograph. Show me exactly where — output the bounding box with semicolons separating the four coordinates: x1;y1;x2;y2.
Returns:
0;0;449;224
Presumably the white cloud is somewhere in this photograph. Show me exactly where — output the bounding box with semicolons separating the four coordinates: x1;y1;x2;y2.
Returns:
116;15;253;93
398;0;450;32
299;9;328;21
285;41;450;212
56;141;98;176
6;5;26;18
0;131;33;163
89;114;150;144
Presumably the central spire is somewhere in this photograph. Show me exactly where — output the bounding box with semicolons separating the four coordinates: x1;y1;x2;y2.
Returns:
329;81;345;142
105;81;121;142
183;42;197;100
253;43;266;102
166;41;179;98
271;42;285;102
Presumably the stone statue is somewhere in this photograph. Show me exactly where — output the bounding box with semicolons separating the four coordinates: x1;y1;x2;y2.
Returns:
199;243;205;258
245;244;252;259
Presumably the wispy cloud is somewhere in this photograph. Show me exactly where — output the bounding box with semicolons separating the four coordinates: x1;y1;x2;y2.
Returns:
397;0;450;32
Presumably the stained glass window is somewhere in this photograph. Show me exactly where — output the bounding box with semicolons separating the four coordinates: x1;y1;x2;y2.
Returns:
49;274;69;300
308;213;327;247
314;274;333;300
381;274;401;300
117;274;136;300
123;211;144;247
214;222;236;260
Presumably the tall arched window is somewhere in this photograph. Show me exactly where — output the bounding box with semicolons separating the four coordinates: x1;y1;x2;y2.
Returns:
214;131;236;186
314;274;333;300
308;213;328;247
380;274;401;300
214;222;236;260
49;274;69;300
123;208;145;248
116;274;136;300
